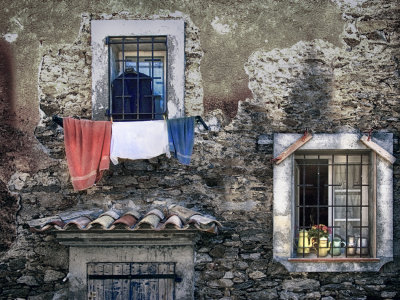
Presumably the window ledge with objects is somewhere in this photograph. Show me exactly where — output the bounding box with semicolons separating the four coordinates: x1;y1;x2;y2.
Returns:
272;133;394;272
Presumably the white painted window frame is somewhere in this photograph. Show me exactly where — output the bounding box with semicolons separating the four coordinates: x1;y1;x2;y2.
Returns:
91;19;185;120
273;133;393;272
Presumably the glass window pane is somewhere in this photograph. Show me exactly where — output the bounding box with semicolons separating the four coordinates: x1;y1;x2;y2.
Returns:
333;165;346;187
109;36;167;120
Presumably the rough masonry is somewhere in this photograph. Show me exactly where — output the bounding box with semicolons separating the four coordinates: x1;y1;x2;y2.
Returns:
0;0;399;299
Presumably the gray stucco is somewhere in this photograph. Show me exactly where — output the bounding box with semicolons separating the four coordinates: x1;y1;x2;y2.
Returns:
1;0;400;298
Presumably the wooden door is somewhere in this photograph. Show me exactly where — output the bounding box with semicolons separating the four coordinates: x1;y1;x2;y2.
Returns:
88;262;176;300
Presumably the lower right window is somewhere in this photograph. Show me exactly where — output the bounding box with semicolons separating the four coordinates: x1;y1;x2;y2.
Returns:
295;152;374;259
273;133;393;272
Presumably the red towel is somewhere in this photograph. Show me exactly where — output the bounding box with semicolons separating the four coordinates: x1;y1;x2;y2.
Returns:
63;117;112;191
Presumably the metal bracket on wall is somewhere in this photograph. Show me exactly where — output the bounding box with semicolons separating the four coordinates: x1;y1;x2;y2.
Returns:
194;116;209;130
52;115;64;127
272;131;313;165
360;135;396;164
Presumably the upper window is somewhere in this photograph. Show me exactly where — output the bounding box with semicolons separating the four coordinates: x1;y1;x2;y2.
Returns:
91;20;185;121
107;36;167;121
273;133;393;272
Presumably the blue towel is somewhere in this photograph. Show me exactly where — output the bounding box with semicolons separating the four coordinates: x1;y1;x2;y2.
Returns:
167;117;195;165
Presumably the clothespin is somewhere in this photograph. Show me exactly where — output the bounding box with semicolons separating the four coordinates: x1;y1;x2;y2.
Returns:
271;156;281;164
301;128;309;142
272;129;313;165
367;129;373;141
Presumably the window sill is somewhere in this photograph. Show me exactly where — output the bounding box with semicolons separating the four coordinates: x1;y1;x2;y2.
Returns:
275;256;392;272
288;258;380;263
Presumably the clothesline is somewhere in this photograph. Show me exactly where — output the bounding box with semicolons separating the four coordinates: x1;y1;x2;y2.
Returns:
52;115;209;130
59;115;202;191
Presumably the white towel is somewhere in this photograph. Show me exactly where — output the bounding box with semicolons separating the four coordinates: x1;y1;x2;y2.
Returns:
110;120;170;165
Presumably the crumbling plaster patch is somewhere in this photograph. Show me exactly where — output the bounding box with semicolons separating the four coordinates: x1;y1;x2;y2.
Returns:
245;39;341;131
241;0;399;134
38;13;92;120
201;0;344;118
244;30;399;133
2;33;18;43
211;16;237;35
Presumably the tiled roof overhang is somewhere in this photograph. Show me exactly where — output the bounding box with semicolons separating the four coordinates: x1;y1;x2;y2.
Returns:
28;205;222;234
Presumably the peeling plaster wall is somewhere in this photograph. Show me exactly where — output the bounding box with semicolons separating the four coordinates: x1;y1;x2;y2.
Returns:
0;0;400;299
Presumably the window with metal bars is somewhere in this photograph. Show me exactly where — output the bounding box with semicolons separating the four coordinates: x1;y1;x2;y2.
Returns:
106;36;167;121
294;152;373;258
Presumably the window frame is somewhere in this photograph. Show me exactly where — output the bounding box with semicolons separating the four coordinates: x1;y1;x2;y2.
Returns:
91;19;185;121
273;133;393;272
293;152;373;259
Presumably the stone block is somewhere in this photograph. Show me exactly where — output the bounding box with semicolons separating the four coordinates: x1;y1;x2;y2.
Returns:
357;20;387;34
196;253;213;263
304;291;322;299
248;289;278;300
249;271;266;280
381;291;397;298
223;271;234;279
234;280;254;290
218;278;234;288
210;245;226;258
282;279;320;292
279;291;300;300
235;261;249;270
17;275;39;286
43;269;65;282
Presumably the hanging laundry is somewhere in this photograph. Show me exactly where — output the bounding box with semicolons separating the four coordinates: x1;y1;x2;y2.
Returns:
167;117;195;165
63;117;112;191
110;120;170;165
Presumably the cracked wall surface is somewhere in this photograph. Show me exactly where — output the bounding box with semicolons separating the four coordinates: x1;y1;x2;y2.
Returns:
0;0;399;299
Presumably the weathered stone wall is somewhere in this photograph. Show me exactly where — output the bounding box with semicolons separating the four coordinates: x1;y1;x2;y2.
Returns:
0;0;399;299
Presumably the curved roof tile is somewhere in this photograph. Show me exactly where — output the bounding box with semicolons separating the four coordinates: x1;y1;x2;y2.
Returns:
28;205;221;233
63;216;92;230
87;215;116;230
136;214;162;229
110;214;138;229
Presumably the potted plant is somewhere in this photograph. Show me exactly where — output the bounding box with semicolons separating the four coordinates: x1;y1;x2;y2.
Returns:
308;224;331;244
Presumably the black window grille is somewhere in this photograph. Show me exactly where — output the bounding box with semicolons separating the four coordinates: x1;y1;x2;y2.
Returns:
294;153;372;258
106;36;168;121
